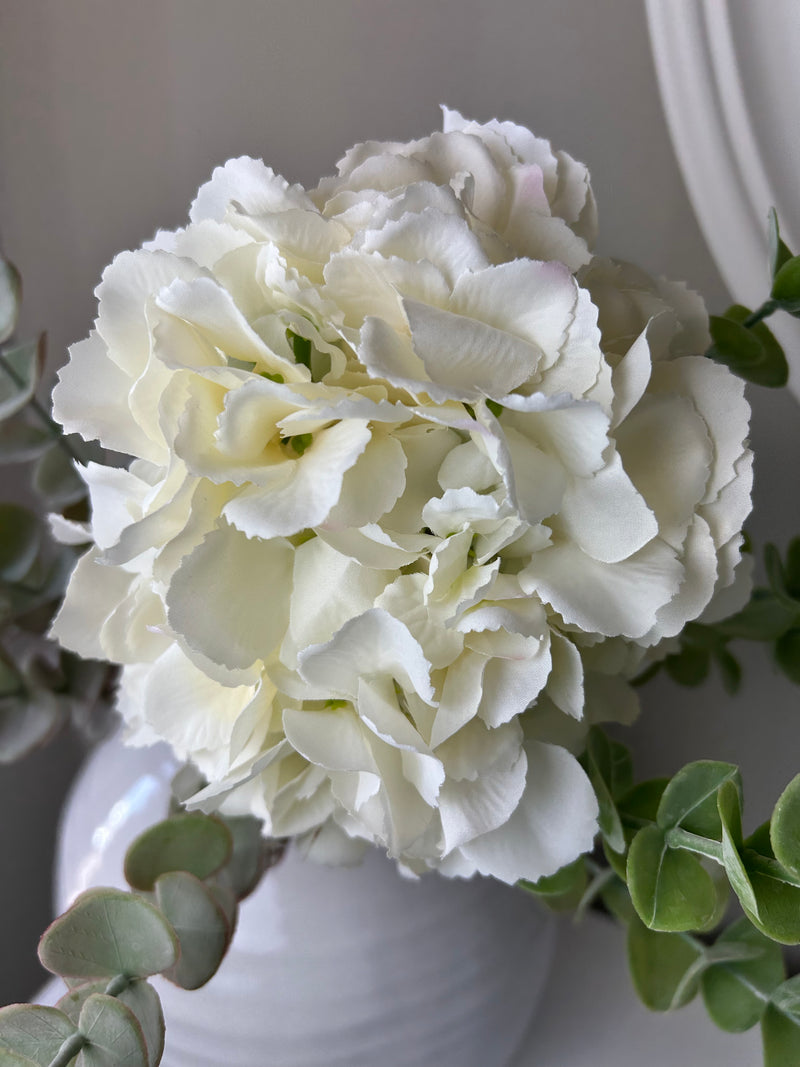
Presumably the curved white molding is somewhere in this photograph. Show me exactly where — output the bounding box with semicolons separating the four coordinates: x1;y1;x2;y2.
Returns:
646;0;800;398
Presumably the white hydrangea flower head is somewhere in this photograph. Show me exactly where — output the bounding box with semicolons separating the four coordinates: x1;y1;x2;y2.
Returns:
50;110;751;884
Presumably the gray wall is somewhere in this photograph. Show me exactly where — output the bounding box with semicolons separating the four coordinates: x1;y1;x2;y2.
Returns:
1;0;797;1002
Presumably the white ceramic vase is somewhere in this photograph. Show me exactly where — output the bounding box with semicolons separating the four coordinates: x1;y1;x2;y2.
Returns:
44;732;557;1067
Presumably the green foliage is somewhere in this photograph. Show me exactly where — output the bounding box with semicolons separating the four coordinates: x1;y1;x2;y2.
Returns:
627;825;720;932
706;308;788;387
154;872;230;990
627;920;703;1011
519;857;588;912
656;761;740;839
38;889;179;981
701;919;785;1033
124;813;232;892
0;256;21;344
768;208;793;278
0;1005;77;1066
0;807;283;1066
763;976;800;1067
0;342;40;421
0;504;40;583
771;775;800;876
75;994;148;1067
58;981;163;1067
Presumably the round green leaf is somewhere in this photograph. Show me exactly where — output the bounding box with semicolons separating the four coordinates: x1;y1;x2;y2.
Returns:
0;257;21;344
717;589;800;641
775;629;800;685
628;824;719;932
0;692;63;765
38;888;179;980
0;343;37;421
155;871;230;990
657;760;740;839
0;503;40;583
771;774;800;877
0;1053;40;1067
743;857;800;944
627;919;703;1011
0;418;52;464
58;981;164;1067
33;445;86;508
0;1005;77;1067
716;780;760;922
701;918;784;1033
518;856;588;912
221;815;268;900
772;255;800;314
710;305;789;387
76;994;147;1067
124;813;232;892
763;976;800;1067
768;208;794;277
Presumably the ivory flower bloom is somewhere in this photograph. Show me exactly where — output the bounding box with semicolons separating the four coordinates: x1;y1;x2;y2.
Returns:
50;110;751;884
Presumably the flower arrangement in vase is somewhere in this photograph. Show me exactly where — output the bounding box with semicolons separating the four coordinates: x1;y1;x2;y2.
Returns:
0;109;799;1066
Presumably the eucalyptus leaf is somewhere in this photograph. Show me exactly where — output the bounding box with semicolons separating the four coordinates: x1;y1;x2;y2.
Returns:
717;778;760;919
775;629;800;685
0;1053;40;1067
768;208;794;277
519;857;588;912
627;919;703;1011
0;343;37;421
742;856;800;944
716;589;799;641
770;774;800;879
220;815;268;900
0;417;52;464
0;503;40;583
0;257;21;344
763;975;800;1067
627;824;718;932
714;646;742;695
57;980;164;1067
657;760;740;839
33;445;86;508
711;304;788;386
38;888;178;979
0;1005;77;1066
784;537;800;601
581;728;627;854
124;813;232;892
771;255;800;315
76;994;147;1067
701;918;785;1033
664;645;709;686
154;871;230;990
0;691;63;764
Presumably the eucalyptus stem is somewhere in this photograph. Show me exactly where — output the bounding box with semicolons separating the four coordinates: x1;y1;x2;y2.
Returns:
744;299;779;328
665;827;724;865
104;974;130;997
0;347;82;464
47;1031;86;1067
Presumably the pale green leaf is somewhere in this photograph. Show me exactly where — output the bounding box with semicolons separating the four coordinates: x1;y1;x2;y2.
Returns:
124;813;231;892
657;760;740;839
58;980;163;1067
155;871;230;990
0;1005;77;1066
0;258;21;344
0;503;40;582
627;919;703;1011
76;995;147;1067
628;824;719;932
38;888;178;979
701;918;784;1033
0;344;37;421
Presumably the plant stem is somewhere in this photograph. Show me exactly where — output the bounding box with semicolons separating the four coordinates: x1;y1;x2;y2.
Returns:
104;974;130;997
665;827;724;865
48;1031;86;1067
744;299;778;328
